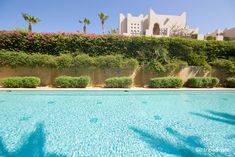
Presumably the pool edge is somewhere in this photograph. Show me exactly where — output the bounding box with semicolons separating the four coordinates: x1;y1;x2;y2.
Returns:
0;87;234;91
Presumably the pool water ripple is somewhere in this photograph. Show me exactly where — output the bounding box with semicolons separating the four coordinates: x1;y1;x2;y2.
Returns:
0;90;234;157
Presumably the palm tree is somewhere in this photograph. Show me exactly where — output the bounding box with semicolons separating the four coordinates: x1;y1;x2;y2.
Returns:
108;28;118;35
98;12;108;34
22;13;41;32
79;18;90;34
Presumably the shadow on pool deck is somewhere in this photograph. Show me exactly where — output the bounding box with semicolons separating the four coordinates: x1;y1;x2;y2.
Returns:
129;127;229;157
190;110;235;126
0;122;67;157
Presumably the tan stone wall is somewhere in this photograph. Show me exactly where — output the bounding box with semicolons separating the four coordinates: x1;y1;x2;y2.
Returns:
133;66;212;87
0;67;134;87
0;66;232;87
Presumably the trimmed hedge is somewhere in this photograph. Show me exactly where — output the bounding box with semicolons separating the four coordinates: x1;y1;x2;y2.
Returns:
55;76;90;88
225;77;235;88
186;77;219;88
0;31;234;63
149;77;183;88
0;77;40;88
0;31;235;74
0;51;138;70
105;77;132;88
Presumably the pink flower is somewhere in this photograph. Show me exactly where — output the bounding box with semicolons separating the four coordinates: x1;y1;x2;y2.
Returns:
26;33;34;40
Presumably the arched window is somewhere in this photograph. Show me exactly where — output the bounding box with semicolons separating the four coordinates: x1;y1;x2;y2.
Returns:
153;23;160;35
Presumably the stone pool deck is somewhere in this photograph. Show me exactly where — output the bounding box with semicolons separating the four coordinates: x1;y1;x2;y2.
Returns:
0;87;234;91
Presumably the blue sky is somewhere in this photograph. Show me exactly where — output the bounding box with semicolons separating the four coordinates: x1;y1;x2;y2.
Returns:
0;0;235;34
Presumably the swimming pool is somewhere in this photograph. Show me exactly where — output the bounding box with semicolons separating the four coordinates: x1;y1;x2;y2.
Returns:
0;90;234;157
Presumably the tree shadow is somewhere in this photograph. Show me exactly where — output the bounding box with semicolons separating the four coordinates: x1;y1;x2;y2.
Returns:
130;127;228;157
208;111;235;121
165;127;205;149
0;122;67;157
190;110;235;126
225;134;235;140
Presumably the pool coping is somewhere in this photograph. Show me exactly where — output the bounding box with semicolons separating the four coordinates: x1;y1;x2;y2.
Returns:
0;87;234;91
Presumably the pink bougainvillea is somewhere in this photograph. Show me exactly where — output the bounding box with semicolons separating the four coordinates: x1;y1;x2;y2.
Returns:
26;33;34;40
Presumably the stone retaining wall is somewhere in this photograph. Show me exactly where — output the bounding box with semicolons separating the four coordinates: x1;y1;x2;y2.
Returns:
0;66;232;87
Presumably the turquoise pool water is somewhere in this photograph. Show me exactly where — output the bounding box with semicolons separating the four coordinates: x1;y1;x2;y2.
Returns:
0;90;234;157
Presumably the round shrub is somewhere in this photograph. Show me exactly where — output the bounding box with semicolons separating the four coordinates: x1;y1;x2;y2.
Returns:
22;77;41;88
55;76;90;88
185;77;219;88
21;77;41;88
149;77;183;88
225;77;235;88
0;77;23;88
0;76;40;88
105;77;132;88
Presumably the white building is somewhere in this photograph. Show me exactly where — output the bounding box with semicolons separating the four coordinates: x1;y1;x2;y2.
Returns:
206;27;235;40
119;9;199;37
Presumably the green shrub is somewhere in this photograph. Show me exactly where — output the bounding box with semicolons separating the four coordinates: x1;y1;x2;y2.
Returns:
105;77;132;88
149;77;183;88
0;51;138;70
0;31;234;64
55;76;90;88
146;59;188;73
210;59;235;73
165;60;188;72
0;76;40;88
225;77;235;88
206;36;216;40
21;77;41;88
187;53;211;70
73;54;96;67
0;51;56;68
146;60;166;73
0;77;23;88
0;31;234;84
55;54;73;69
185;77;219;88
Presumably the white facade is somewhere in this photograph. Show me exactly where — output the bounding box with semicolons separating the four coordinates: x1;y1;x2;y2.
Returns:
205;29;224;41
119;9;198;37
206;27;235;40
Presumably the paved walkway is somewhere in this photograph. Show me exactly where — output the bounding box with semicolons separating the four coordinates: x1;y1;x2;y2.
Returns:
0;87;234;91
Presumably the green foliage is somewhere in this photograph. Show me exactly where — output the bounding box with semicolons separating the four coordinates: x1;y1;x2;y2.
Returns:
0;77;23;88
225;77;235;88
186;77;219;88
149;77;183;88
105;77;132;88
73;54;96;67
0;51;138;70
22;13;41;24
210;59;235;73
21;77;41;88
164;59;188;72
55;54;73;69
0;76;40;88
96;55;127;69
55;76;90;88
0;31;234;60
146;60;166;73
206;36;216;40
0;31;234;73
146;59;188;73
187;52;211;70
205;41;235;62
98;12;108;21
